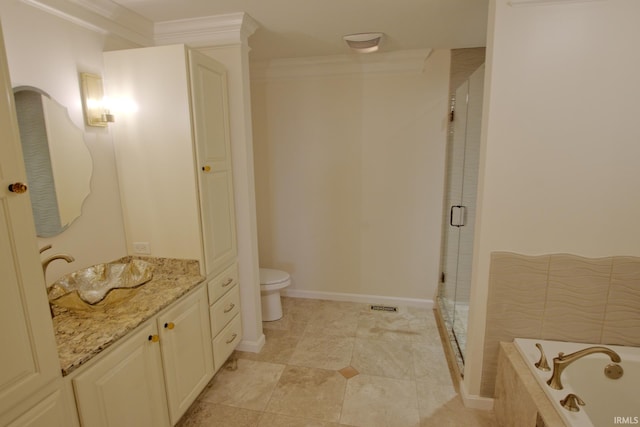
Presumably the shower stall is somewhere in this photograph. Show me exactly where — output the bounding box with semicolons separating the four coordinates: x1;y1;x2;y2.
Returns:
438;58;485;371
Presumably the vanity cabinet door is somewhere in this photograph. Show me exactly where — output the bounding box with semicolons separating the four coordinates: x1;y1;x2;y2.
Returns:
72;323;169;427
0;23;64;424
157;286;214;425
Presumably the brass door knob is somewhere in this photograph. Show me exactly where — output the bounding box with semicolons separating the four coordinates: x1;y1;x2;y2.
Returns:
148;334;160;342
202;165;211;172
8;182;28;194
164;322;175;330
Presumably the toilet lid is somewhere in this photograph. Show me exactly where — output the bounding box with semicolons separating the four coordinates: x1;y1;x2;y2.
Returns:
259;268;290;285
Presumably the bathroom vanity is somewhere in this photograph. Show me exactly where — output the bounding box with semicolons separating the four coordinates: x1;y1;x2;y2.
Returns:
53;257;242;426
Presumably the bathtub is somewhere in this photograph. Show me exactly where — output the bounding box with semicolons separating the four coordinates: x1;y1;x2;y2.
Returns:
514;338;640;427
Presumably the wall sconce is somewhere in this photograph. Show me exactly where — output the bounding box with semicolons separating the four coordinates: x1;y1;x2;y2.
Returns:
80;72;114;127
343;32;384;53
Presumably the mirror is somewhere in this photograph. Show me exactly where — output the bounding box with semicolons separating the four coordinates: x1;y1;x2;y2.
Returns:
13;87;92;237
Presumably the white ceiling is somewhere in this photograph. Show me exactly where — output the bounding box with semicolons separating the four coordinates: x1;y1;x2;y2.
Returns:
112;0;489;61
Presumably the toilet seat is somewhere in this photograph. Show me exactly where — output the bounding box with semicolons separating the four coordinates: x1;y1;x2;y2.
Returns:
259;268;290;290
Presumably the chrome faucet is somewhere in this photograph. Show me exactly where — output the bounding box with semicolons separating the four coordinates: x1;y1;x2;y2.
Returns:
547;346;621;390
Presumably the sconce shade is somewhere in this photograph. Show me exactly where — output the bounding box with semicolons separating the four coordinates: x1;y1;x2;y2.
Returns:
343;32;384;53
80;72;114;127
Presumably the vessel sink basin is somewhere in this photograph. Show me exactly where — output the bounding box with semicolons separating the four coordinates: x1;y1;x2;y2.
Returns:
48;259;153;310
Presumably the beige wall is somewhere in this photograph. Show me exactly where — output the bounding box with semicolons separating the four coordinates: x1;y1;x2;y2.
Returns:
0;2;129;284
251;50;450;303
465;0;640;399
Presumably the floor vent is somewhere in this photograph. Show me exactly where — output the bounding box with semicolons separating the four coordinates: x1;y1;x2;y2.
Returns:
370;305;398;312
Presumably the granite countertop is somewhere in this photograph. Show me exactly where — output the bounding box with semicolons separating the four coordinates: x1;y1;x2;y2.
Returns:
51;256;205;376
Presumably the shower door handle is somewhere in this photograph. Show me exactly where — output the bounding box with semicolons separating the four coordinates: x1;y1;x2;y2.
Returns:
449;205;466;227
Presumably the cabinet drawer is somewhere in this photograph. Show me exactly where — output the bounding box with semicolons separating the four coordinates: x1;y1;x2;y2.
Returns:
207;263;238;304
210;285;240;336
212;315;242;372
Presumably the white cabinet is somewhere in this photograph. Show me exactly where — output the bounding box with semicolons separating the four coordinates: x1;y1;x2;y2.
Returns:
104;44;237;278
0;24;76;427
5;389;72;427
73;323;169;427
72;286;213;427
157;287;213;424
207;263;243;371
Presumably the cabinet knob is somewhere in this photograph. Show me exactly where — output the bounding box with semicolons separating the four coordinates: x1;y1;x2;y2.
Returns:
223;303;235;314
222;278;233;287
164;322;175;330
202;165;211;172
148;334;160;342
8;182;28;194
225;333;238;344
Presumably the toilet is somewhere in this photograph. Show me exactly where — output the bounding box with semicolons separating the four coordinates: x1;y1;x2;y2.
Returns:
259;268;291;321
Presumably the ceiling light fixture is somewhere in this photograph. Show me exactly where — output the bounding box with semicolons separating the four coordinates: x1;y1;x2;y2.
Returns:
343;32;384;53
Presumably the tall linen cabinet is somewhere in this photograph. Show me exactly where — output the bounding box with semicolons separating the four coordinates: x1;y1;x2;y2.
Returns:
104;44;237;275
104;44;242;387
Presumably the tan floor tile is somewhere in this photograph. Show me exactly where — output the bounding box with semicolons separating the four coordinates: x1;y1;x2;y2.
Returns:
262;313;309;336
305;310;359;337
340;374;420;427
265;365;347;422
236;329;301;364
176;401;262;427
258;412;344;427
356;311;415;342
351;337;415;380
411;342;453;383
200;359;285;411
179;298;496;427
289;332;355;370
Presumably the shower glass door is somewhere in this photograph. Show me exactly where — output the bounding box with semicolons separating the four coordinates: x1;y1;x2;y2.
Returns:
439;64;484;366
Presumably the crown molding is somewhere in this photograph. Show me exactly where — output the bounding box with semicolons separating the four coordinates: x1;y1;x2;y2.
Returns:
508;0;604;6
250;49;434;81
21;0;154;46
154;13;259;47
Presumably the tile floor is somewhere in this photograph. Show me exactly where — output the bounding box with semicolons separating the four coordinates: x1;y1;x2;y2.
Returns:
177;297;497;427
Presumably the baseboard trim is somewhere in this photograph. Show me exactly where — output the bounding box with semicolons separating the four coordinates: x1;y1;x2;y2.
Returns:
236;333;265;353
459;380;494;411
281;288;433;309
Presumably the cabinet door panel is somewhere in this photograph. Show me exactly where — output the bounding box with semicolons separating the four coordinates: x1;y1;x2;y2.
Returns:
7;389;68;427
0;24;60;417
73;324;169;427
189;49;237;275
158;287;213;424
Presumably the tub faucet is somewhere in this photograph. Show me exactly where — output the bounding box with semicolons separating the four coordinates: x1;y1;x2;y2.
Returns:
546;346;621;390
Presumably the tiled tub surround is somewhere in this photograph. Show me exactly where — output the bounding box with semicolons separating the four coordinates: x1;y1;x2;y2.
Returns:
481;253;640;397
494;342;565;427
52;256;204;375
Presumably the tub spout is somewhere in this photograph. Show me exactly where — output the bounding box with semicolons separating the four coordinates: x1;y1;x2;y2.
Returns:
546;346;621;390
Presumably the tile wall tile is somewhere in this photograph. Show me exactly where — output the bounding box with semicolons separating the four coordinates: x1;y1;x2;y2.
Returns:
541;254;612;342
482;252;640;398
602;257;640;345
